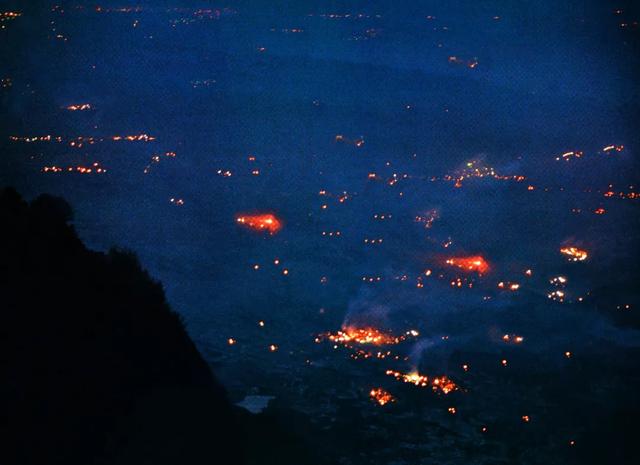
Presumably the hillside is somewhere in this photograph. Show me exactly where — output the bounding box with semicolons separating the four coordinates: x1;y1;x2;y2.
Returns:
0;187;319;465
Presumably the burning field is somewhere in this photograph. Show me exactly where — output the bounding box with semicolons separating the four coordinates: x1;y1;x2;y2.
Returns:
445;256;490;274
236;214;282;234
2;1;639;464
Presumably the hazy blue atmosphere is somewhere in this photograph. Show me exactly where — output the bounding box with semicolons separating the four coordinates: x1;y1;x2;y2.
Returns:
1;1;639;463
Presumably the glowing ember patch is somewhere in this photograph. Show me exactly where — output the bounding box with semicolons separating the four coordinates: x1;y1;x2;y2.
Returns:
65;103;92;111
560;247;588;262
445;256;489;274
320;327;419;346
431;376;458;394
385;370;458;394
42;162;107;174
439;160;524;187
111;134;155;141
498;281;520;291
369;388;395;406
548;289;565;302
236;214;282;234
555;151;583;161
502;334;524;344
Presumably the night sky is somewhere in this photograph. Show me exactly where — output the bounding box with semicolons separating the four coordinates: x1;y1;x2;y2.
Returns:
1;1;640;463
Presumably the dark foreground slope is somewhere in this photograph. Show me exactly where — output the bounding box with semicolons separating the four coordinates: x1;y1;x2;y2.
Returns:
0;187;321;465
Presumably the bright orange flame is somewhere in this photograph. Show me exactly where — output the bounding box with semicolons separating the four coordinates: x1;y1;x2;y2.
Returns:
65;103;92;111
445;255;490;274
385;370;458;394
320;327;419;346
369;388;395;406
502;334;524;344
236;214;282;234
560;247;588;262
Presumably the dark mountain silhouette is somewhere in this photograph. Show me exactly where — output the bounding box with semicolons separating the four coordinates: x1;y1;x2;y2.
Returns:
0;187;321;465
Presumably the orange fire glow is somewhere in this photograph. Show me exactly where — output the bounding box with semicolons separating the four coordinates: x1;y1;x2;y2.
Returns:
445;256;489;274
236;214;282;234
385;370;458;394
560;247;588;262
502;334;524;344
65;103;92;111
319;327;419;346
369;388;395;406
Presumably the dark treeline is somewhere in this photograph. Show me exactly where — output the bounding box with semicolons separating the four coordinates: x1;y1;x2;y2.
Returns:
0;187;321;465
